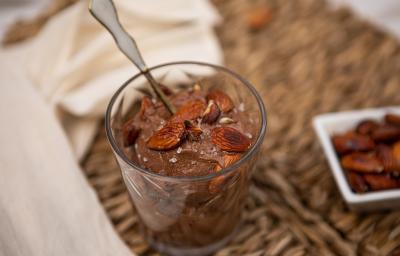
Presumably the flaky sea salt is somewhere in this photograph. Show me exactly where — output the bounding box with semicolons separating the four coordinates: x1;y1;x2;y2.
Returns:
169;157;177;163
246;133;253;139
176;147;182;154
200;151;205;155
151;98;157;104
191;161;196;165
143;157;148;162
137;154;141;159
238;103;245;112
134;143;138;150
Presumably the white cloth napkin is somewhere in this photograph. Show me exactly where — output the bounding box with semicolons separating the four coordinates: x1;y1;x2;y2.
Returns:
12;0;222;160
329;0;400;39
0;0;222;255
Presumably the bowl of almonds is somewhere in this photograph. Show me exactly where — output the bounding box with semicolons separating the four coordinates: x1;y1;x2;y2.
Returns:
313;107;400;211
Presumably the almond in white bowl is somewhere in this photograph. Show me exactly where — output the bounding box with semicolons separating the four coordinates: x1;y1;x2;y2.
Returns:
313;107;400;211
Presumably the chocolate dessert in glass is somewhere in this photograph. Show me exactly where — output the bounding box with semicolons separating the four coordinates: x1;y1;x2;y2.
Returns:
105;61;267;255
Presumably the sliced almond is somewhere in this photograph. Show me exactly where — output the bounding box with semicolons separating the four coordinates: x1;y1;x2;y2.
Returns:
207;90;234;113
146;121;186;150
356;120;379;135
385;113;400;126
346;171;368;193
363;174;400;191
208;163;224;194
139;96;154;120
211;127;251;152
202;100;220;124
171;99;206;122
223;153;242;167
193;83;201;91
184;120;203;141
219;117;236;124
371;125;400;143
341;152;383;173
159;83;174;96
122;119;140;147
376;145;397;173
332;131;375;155
246;6;273;31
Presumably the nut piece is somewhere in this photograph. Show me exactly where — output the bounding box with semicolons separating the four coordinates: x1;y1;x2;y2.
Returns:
208;163;224;194
223;154;242;167
384;113;400;126
122;119;141;147
211;127;251;152
246;6;273;31
193;83;201;91
341;152;383;173
356;120;379;135
184;120;203;141
332;132;375;155
219;117;236;124
171;99;206;122
202;100;221;124
146;121;186;150
159;83;174;96
376;144;398;173
363;174;400;191
207;90;234;113
139;96;154;120
371;125;400;143
346;171;368;193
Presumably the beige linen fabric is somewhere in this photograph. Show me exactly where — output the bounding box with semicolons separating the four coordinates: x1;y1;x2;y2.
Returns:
23;0;222;159
0;0;222;255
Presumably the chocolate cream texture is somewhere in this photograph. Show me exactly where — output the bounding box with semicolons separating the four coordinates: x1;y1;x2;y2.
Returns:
122;85;257;177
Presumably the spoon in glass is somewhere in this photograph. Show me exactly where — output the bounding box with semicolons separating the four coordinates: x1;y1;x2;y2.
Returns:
89;0;176;114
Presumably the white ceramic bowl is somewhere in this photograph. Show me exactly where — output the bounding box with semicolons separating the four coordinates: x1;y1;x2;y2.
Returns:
313;106;400;211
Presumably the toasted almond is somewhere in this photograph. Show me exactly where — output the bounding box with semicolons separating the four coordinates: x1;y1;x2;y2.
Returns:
193;83;201;91
346;171;368;193
202;100;221;124
208;163;224;194
341;152;383;173
363;174;400;191
223;153;242;167
246;6;273;31
372;125;400;143
139;96;154;120
211;127;251;152
159;83;174;96
385;113;400;126
122;119;140;147
171;99;206;122
356;120;379;135
207;90;234;113
332;131;375;155
184;120;203;141
219;117;236;124
146;121;186;150
376;144;397;173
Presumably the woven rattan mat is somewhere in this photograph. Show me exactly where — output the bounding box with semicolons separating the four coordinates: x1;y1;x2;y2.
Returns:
5;0;400;255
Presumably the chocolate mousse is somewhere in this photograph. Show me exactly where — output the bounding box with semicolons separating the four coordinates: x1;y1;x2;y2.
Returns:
120;82;257;250
122;84;257;178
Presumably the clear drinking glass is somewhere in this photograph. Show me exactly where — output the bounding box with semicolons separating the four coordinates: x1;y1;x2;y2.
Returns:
105;62;267;256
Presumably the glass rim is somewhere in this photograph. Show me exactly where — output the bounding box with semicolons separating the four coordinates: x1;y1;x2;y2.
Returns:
105;61;267;182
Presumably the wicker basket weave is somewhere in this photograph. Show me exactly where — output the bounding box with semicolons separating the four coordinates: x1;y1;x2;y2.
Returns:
5;0;400;255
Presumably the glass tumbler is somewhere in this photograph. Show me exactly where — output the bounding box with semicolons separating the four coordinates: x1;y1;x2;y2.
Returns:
105;62;267;256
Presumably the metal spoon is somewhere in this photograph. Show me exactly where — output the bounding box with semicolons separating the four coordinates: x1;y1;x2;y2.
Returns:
89;0;176;114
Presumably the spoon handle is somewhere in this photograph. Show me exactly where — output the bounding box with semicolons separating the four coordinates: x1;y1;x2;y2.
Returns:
89;0;146;71
89;0;176;114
